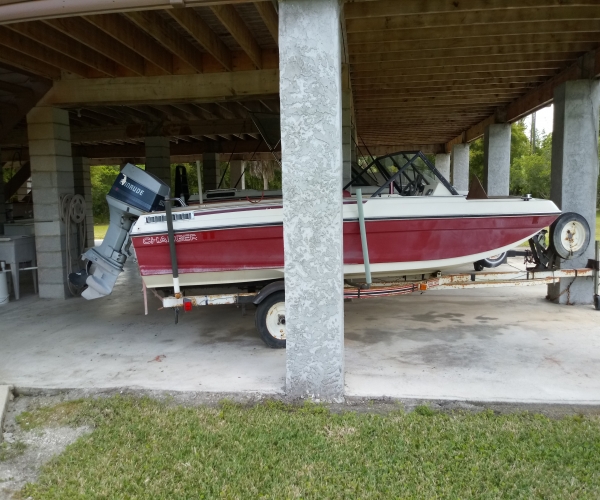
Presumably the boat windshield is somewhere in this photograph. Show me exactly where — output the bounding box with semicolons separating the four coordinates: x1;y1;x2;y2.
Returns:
345;151;459;198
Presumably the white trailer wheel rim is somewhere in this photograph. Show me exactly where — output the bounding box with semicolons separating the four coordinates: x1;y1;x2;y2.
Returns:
265;301;286;340
561;221;586;254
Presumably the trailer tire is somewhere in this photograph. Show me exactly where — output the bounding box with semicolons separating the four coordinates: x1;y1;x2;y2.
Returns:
255;291;286;349
550;212;590;260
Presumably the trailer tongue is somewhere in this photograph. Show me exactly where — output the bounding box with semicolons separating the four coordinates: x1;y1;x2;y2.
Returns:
69;163;170;299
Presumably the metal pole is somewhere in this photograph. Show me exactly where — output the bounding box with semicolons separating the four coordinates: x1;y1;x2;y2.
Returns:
164;198;181;296
594;240;599;310
356;188;372;287
196;160;203;204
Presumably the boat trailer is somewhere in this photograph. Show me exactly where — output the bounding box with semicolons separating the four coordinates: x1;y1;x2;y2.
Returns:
146;241;600;348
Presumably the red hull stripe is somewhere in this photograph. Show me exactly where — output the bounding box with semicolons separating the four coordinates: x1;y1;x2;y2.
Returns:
132;214;559;276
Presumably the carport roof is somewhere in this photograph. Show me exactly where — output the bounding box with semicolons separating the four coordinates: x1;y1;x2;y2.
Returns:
0;0;599;157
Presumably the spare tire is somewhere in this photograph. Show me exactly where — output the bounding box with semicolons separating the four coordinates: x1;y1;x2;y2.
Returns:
550;212;591;260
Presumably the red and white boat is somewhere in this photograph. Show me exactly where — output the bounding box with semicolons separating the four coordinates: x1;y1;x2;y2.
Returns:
74;152;589;300
130;194;560;289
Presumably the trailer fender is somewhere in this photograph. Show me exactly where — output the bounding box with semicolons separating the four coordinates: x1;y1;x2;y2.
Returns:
253;281;285;305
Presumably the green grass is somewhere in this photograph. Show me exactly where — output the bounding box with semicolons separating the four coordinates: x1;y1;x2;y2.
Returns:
93;224;108;240
0;440;26;462
17;397;600;499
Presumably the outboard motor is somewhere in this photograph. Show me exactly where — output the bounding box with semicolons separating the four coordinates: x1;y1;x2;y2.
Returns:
70;164;169;299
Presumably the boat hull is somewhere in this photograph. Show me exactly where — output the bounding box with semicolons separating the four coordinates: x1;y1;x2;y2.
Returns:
132;208;559;288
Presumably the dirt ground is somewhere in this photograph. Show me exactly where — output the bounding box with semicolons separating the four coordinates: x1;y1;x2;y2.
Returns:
2;388;600;499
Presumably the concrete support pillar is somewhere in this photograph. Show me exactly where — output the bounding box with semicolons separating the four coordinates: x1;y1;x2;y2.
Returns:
27;107;74;299
451;143;470;192
144;137;171;188
203;152;220;191
72;157;94;248
435;153;451;181
483;123;511;196
280;0;344;401
342;86;353;189
229;160;243;189
548;80;600;305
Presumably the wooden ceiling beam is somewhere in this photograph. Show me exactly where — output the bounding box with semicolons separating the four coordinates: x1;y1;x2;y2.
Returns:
351;64;562;80
6;21;117;77
345;0;599;19
44;17;146;76
352;51;581;71
84;14;173;75
0;25;91;77
346;6;600;33
347;20;600;45
351;44;596;65
167;8;232;71
211;4;263;69
444;47;600;151
355;100;516;110
125;10;203;74
355;94;524;104
352;53;577;74
0;79;33;96
364;144;446;155
350;32;600;55
254;1;278;44
38;69;279;107
3;119;259;145
353;83;539;94
73;139;272;158
351;75;549;86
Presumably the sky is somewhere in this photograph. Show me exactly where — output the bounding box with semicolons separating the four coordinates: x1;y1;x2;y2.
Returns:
524;105;553;139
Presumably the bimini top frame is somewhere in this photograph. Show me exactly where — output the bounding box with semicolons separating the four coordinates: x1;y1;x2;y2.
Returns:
344;151;459;198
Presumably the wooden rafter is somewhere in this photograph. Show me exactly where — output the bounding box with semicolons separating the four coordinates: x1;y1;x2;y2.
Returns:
345;0;600;18
43;17;146;76
254;1;278;43
347;20;600;45
0;45;61;79
7;21;117;77
350;32;600;54
125;10;204;74
346;6;600;33
211;4;262;69
351;43;599;65
167;8;232;71
84;14;174;75
0;25;91;77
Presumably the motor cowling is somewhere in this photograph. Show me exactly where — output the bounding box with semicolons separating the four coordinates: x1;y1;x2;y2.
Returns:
71;164;170;299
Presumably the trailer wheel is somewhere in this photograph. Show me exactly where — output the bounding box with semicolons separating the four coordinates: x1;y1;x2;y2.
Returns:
550;212;591;260
255;291;286;349
473;252;507;271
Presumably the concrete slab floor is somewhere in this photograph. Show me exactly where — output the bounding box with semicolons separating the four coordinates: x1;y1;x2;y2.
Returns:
1;258;599;404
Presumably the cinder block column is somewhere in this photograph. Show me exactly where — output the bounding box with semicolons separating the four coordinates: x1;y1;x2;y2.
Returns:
72;157;94;248
27;107;74;299
435;153;451;181
203;152;220;190
280;0;344;401
483;123;511;196
144;137;171;188
548;80;600;305
229;160;243;189
451;143;470;192
342;86;353;189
